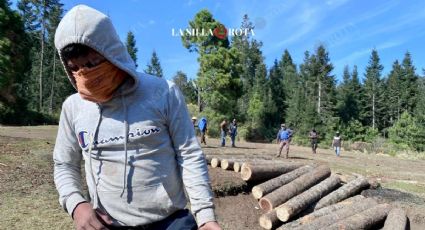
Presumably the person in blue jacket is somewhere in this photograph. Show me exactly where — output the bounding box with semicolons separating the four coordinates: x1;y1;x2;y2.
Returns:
276;123;293;158
198;117;208;145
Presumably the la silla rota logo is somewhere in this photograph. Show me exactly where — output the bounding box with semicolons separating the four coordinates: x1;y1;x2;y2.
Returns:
213;25;228;40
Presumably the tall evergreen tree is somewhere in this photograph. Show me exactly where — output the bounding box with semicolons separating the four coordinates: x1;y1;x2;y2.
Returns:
145;50;163;77
232;14;264;125
385;60;402;124
125;31;138;67
400;51;418;113
279;49;299;127
363;49;384;130
181;9;243;136
266;59;285;127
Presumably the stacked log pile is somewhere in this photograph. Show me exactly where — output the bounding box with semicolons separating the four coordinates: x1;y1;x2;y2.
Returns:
205;156;409;230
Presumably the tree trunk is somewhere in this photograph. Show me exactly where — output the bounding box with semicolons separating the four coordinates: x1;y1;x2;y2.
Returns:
327;203;391;230
382;208;407;230
49;50;57;114
291;198;378;230
205;156;214;165
210;158;221;168
39;16;45;112
252;165;314;199
314;176;369;210
259;165;330;212
221;159;235;170
276;175;341;222
277;195;365;230
241;159;294;170
318;80;321;114
240;162;302;182
259;210;280;230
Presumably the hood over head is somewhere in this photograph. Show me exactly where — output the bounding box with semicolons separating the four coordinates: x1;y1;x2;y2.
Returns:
55;4;139;96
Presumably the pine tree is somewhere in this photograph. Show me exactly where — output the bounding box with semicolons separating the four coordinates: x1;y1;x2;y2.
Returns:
181;9;243;137
400;51;418;113
266;59;285;127
232;14;264;124
126;31;138;67
336;65;353;124
279;49;299;127
145;50;163;77
385;60;402;124
363;49;384;130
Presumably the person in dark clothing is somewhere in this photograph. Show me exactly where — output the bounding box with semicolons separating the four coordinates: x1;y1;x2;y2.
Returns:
229;119;238;147
309;129;319;154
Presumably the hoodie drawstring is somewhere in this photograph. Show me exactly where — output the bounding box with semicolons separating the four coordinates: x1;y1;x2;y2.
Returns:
89;105;103;209
120;94;129;197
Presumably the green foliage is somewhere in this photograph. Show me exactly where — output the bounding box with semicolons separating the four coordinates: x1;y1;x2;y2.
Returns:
172;71;197;104
341;119;366;141
125;31;138;67
389;112;425;151
365;127;379;141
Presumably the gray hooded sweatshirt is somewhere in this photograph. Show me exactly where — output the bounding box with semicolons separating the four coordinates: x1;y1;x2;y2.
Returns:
53;4;215;227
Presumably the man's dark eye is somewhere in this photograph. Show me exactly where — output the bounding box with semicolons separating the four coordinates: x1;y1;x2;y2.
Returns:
85;62;94;68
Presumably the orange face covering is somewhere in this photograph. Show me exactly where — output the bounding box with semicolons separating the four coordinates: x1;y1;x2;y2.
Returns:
72;61;127;103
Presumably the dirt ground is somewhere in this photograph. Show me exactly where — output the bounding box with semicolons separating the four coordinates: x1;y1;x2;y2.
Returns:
1;126;425;229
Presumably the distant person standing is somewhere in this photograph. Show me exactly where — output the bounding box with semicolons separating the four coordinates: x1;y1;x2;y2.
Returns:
276;124;293;158
229;119;238;147
198;117;208;145
220;119;228;147
192;116;197;127
332;131;342;157
309;129;319;154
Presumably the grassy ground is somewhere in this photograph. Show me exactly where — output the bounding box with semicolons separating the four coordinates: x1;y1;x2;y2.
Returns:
0;136;74;229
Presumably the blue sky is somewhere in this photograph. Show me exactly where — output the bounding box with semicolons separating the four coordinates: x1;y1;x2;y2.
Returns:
14;0;425;82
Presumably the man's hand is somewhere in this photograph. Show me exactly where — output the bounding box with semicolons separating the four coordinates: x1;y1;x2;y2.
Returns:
73;202;113;230
199;221;222;230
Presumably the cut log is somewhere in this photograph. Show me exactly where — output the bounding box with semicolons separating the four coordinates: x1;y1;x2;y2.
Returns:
290;197;378;230
382;208;407;230
314;176;369;210
221;159;235;170
233;162;241;172
327;203;391;230
241;161;303;171
259;210;280;230
259;165;331;212
205;156;214;165
277;195;365;230
276;175;341;222
240;162;302;182
210;158;221;168
252;165;314;199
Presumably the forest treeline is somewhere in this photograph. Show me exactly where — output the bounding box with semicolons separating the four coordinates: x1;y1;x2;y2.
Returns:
1;2;424;153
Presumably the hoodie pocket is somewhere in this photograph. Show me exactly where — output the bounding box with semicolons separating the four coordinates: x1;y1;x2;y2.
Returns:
98;182;175;225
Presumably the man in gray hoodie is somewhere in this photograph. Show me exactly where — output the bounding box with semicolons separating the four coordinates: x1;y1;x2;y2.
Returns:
53;5;220;230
